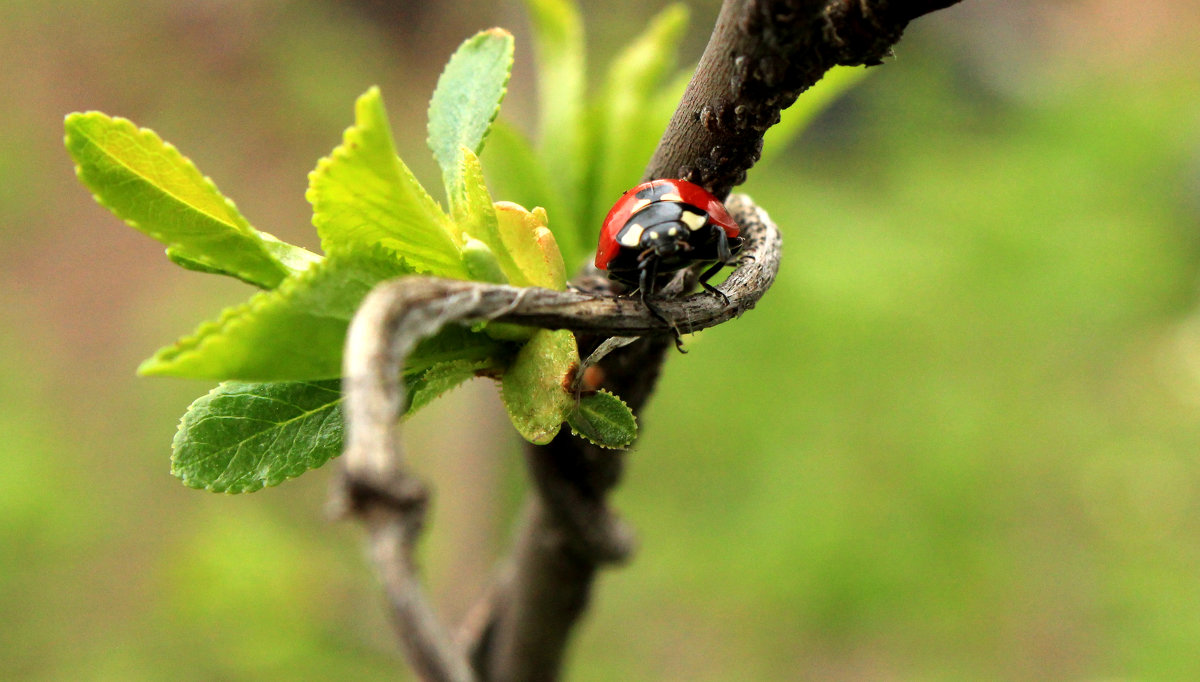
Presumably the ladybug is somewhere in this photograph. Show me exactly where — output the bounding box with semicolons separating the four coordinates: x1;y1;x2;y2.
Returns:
595;179;743;308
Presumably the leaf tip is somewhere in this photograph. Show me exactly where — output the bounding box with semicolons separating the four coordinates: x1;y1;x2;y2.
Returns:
135;356;168;377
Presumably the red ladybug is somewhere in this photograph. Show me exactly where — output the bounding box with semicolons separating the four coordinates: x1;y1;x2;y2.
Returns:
595;179;743;304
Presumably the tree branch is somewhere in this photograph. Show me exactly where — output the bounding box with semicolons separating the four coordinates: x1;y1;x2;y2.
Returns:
647;0;964;198
337;0;965;679
466;2;964;679
335;196;778;681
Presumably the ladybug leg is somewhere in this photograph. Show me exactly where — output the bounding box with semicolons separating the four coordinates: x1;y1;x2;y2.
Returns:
696;229;734;305
697;261;731;305
638;258;687;353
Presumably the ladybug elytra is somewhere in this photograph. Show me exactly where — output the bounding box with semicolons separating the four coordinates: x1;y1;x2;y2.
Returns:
595;179;743;305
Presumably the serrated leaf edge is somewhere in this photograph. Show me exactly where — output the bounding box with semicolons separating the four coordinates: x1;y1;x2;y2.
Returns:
567;388;638;449
427;28;516;178
171;381;344;494
138;245;409;379
306;87;467;276
64;112;290;287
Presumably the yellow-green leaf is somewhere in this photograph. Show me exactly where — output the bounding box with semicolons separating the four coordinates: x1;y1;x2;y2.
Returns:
308;87;467;277
462;236;508;284
139;248;413;381
65;112;313;289
453;148;526;285
494;202;566;290
500;329;579;444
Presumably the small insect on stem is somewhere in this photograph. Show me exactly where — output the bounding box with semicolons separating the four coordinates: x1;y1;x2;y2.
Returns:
594;179;744;348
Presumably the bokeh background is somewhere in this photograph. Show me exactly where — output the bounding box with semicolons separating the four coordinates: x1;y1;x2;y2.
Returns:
5;0;1200;679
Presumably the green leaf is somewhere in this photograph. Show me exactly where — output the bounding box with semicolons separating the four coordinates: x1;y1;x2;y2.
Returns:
500;329;579;444
452;149;526;285
143;245;510;382
172;380;344;493
481;121;584;271
308;87;467;278
407;358;497;414
462;237;508;284
258;232;325;275
167;232;321;288
523;0;587;256
567;389;638;449
759;65;872;167
139;247;412;381
568;389;643;446
64;112;307;289
592;4;690;217
427;29;515;200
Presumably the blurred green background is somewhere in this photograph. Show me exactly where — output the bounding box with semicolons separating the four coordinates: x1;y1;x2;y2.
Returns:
4;0;1200;679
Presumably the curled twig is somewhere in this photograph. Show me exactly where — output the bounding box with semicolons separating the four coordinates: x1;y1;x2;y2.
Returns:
334;195;777;681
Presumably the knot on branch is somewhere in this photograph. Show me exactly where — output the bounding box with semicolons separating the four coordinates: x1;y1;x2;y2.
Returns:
331;465;430;521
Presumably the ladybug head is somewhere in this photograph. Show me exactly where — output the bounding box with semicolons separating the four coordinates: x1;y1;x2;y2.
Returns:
639;224;690;258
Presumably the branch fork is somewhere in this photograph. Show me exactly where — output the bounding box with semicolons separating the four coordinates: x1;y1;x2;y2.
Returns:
334;195;778;681
332;0;965;677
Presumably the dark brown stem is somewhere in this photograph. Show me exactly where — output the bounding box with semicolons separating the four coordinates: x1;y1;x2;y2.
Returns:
469;2;964;679
646;0;965;198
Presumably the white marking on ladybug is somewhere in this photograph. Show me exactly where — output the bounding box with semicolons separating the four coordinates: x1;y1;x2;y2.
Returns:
629;199;651;214
679;210;707;231
618;223;645;247
667;226;679;237
659;193;683;202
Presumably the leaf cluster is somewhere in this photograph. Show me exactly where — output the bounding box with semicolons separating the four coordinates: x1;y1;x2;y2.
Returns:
65;28;630;493
63;0;865;493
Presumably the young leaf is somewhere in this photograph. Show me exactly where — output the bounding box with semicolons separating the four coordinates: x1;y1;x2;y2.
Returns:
481;122;583;272
523;0;587;258
499;329;579;444
494;202;566;291
566;389;638;449
308;87;467;278
258;232;325;275
172;380;344;493
592;4;690;218
462;237;508;284
453;149;526;286
65;112;312;289
427;28;515;200
139;247;412;381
